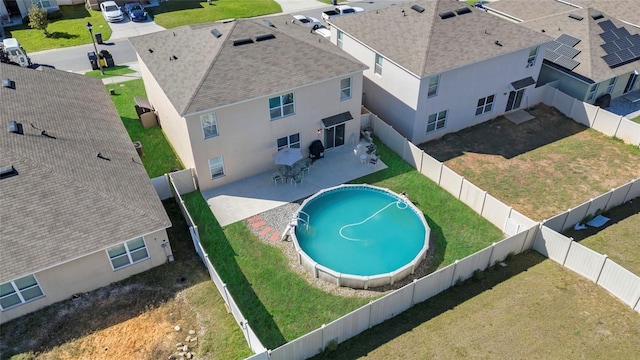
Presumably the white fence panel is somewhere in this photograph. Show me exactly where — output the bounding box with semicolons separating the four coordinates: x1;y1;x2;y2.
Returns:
459;179;487;215
360;110;372;129
596;259;640;308
244;351;269;360
169;168;197;195
269;327;323;360
522;225;539;250
412;264;456;304
388;132;407;161
606;182;633;210
452;247;493;283
204;255;227;303
439;166;464;198
543;211;569;233
225;287;246;327
490;230;528;265
323;305;371;345
369;284;415;327
553;89;575;116
189;227;205;263
151;174;172;200
563;242;608;282
404;141;423;170
420;153;442;184
636;300;640;314
569;100;598;127
542;86;556;106
533;226;572;264
245;324;267;354
563;202;590;230
508;209;536;232
615;119;640;146
481;194;512;230
586;191;613;219
625;179;640;202
592;111;623;137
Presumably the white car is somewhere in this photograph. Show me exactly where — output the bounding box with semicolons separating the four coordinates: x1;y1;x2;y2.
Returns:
292;14;321;28
101;1;124;23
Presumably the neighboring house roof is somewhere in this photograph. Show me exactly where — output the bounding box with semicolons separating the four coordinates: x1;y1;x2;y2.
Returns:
0;64;171;282
328;0;550;78
485;0;577;22
129;15;367;116
563;0;640;28
520;8;640;84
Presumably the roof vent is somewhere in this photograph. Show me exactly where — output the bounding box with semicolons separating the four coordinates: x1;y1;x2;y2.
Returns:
591;13;604;20
455;7;472;15
148;48;154;53
255;33;275;42
439;11;456;19
96;152;111;161
495;40;503;47
8;120;23;135
263;19;276;28
169;55;178;61
0;165;18;180
3;78;15;89
232;37;254;46
211;28;222;38
411;5;425;13
569;14;583;21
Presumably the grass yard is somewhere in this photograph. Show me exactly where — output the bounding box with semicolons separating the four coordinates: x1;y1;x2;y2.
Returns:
632;115;640;124
85;65;136;79
0;200;252;360
420;104;640;221
4;5;111;52
182;138;504;349
148;0;282;29
106;79;183;178
311;251;640;359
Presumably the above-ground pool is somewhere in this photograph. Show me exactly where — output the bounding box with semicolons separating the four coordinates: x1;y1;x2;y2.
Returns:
290;184;430;289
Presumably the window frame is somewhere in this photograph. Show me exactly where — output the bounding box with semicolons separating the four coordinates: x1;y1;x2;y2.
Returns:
208;156;225;179
606;77;617;94
200;113;219;139
340;77;352;101
277;133;301;151
527;46;539;67
374;54;383;75
269;93;295;120
337;31;344;49
426;110;448;133
32;0;52;8
587;83;599;101
475;94;495;116
1;275;45;310
106;237;150;271
427;75;440;98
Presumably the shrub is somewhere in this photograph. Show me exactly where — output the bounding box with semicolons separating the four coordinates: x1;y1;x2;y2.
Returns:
28;5;49;37
472;269;485;281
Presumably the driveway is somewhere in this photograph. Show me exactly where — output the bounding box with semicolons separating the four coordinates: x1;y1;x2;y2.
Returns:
107;17;165;40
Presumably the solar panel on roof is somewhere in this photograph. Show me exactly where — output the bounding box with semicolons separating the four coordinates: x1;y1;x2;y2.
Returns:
598;20;616;31
630;45;640;57
628;34;640;46
601;42;620;54
600;31;619;43
613;28;631;39
545;40;563;51
614;37;633;50
556;34;580;47
544;50;562;62
554;56;580;70
616;49;635;62
602;53;622;67
556;44;580;58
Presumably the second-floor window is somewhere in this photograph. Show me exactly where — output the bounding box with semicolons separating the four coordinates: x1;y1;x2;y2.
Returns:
527;46;539;67
269;93;295;120
375;54;383;75
340;77;352;101
200;113;218;139
337;31;344;49
606;77;617;94
587;83;599;101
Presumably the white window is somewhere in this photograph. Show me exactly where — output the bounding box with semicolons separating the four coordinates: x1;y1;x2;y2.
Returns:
32;0;51;8
374;54;383;75
277;133;300;151
200;113;218;139
427;75;440;98
427;110;447;133
606;77;617;94
107;237;150;270
527;46;539;67
208;156;225;179
269;93;295;120
340;77;352;101
587;83;599;101
1;275;44;310
337;31;344;49
475;95;495;116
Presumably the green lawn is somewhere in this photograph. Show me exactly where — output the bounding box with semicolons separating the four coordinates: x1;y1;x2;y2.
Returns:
148;0;282;29
106;79;183;177
632;115;640;124
4;5;111;52
85;65;135;79
182;138;504;349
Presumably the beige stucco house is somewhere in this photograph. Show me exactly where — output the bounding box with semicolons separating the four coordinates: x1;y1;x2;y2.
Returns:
1;0;60;25
129;16;366;192
328;0;551;145
0;63;173;323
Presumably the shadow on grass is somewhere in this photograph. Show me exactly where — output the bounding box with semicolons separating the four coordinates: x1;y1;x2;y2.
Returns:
423;214;446;273
310;250;546;360
562;196;640;242
420;104;586;162
47;31;79;39
147;0;206;16
0;199;210;360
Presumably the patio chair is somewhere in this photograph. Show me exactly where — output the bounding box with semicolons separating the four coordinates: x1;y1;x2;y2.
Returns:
272;172;284;185
369;155;379;167
291;173;304;187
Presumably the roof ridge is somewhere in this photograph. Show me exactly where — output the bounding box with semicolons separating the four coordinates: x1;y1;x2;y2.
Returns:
420;0;443;77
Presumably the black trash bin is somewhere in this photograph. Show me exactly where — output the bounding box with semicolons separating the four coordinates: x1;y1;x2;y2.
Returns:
100;49;115;68
95;32;103;44
87;51;98;70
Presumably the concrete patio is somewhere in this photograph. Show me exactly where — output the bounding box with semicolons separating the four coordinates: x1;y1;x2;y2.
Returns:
202;143;387;226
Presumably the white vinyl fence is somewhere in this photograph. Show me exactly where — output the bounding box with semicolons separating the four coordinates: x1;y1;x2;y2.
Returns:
150;168;198;200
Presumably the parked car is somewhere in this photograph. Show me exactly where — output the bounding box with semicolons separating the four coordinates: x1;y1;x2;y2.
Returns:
321;5;364;21
124;2;148;22
100;1;124;23
292;14;321;28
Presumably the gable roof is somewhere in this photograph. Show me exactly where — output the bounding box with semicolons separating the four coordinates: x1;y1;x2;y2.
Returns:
521;8;640;83
0;64;171;282
328;0;550;78
570;0;640;27
129;16;367;116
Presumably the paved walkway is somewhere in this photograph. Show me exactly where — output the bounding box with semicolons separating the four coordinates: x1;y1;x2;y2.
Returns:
106;0;165;40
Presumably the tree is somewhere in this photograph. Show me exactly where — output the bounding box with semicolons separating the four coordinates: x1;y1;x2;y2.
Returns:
28;4;49;37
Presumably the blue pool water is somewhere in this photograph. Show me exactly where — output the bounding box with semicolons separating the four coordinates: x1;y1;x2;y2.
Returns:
295;186;427;276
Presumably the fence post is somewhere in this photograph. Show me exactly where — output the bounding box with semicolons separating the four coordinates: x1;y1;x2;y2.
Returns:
488;243;496;267
559;209;571;232
368;301;374;329
411;278;418;306
622;179;637;203
450;260;459;287
561;238;573;266
244;320;252;350
222;283;231;307
594;255;608;284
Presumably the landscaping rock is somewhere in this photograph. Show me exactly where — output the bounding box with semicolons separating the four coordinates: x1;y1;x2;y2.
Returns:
176;342;183;348
185;335;191;342
186;352;194;359
188;329;196;335
174;325;181;331
190;336;198;342
182;345;189;352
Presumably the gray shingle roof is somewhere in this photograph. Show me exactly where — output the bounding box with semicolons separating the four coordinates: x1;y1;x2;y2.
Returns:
520;8;640;83
129;15;367;116
328;0;551;77
0;64;171;282
571;0;640;27
486;0;577;22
